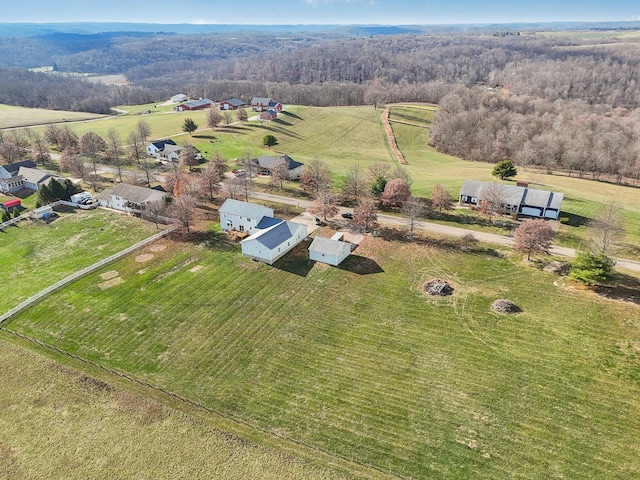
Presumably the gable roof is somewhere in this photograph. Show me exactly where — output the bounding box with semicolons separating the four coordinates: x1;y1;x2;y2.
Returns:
460;180;563;210
18;167;55;185
219;198;273;220
244;221;296;249
255;216;283;230
2;160;36;176
309;236;351;256
254;155;303;171
180;98;213;109
251;97;272;105
223;98;246;107
109;183;167;204
150;139;177;150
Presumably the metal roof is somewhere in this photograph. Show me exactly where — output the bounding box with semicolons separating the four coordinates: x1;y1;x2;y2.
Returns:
460;180;563;210
219;199;273;220
223;98;246;106
181;98;214;109
1;160;36;176
309;236;351;257
150;139;176;149
251;97;272;104
254;155;303;171
256;216;283;229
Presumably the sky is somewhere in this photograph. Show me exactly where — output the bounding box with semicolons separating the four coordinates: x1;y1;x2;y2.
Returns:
2;0;639;25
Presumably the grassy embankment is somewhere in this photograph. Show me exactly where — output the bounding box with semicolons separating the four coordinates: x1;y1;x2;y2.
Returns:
7;228;640;479
0;104;105;129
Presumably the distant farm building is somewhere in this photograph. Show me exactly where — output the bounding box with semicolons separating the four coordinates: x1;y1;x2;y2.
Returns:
219;98;246;110
171;93;188;103
459;180;564;220
174;98;214;112
251;97;282;112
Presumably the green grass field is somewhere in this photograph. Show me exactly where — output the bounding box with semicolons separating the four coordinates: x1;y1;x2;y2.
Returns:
0;339;347;480
8;232;640;479
0;104;105;129
0;208;158;312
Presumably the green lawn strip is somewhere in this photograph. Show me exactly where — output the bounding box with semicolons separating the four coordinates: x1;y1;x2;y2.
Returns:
0;103;105;128
0;209;158;311
9;235;640;479
0;336;356;480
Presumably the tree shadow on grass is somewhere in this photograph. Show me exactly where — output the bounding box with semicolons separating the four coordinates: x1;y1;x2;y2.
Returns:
280;111;303;120
560;211;590;228
594;272;640;305
337;255;384;275
169;228;235;251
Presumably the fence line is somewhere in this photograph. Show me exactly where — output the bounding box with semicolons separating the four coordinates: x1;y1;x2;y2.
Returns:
0;225;177;325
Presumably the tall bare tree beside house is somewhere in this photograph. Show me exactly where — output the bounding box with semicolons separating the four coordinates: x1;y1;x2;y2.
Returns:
222;177;244;200
269;157;290;189
136;120;151;144
179;143;200;172
170;194;198;233
59;148;86;181
127;130;145;165
28;130;51;166
80;131;106;190
478;183;507;219
236;106;248;123
198;161;223;201
106;128;125;182
300;158;331;197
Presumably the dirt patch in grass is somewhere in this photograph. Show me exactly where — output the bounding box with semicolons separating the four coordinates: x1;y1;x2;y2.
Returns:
189;265;203;273
100;270;119;280
99;277;123;290
115;391;166;426
135;254;154;262
150;244;166;252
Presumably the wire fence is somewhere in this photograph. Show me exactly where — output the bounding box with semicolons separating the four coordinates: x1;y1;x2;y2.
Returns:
0;225;177;325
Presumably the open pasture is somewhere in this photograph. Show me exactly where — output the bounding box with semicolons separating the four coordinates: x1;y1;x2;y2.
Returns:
0;104;105;129
9;231;640;479
0;208;157;313
0;339;347;480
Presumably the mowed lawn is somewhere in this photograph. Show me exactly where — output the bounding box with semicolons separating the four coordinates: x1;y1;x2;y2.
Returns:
0;104;105;129
0;208;158;312
9;233;640;479
0;339;347;480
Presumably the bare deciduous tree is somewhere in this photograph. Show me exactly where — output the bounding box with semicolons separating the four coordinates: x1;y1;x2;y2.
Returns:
430;183;454;213
402;196;426;236
136;120;151;143
587;200;624;255
198;161;223;201
59;148;86;180
106;128;125;182
353;197;379;232
513;219;556;260
342;163;367;204
206;107;223;130
236;106;248;123
269;157;290;189
300;158;331;196
80;131;106;190
179;143;200;172
170;194;198;233
308;192;339;221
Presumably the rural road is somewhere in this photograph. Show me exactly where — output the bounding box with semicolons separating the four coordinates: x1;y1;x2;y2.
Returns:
249;191;640;273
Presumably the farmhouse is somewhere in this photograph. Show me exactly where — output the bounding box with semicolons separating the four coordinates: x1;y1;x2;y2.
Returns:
459;180;564;219
0;160;36;193
97;183;168;214
241;220;308;265
253;155;304;180
174;98;214;112
219;199;275;234
260;109;278;121
146;139;177;157
308;233;354;266
251;97;280;112
170;93;188;103
18;167;58;192
219;98;246;110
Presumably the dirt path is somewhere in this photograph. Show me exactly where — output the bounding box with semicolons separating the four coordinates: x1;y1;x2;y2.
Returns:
381;106;408;165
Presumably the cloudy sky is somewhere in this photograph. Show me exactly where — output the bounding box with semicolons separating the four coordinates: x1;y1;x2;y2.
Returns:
4;0;639;24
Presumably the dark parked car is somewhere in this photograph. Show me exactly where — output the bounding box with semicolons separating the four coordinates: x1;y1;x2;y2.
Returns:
314;217;325;226
341;212;354;219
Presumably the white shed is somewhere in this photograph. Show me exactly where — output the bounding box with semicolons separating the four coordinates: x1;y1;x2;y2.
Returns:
171;94;188;103
33;205;53;219
241;220;307;265
309;236;353;266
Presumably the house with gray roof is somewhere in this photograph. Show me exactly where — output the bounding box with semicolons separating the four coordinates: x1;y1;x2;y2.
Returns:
253;155;304;180
459;180;564;219
308;233;354;266
0;161;37;193
146;139;177;157
219;199;275;234
251;97;275;111
97;183;168;214
18;167;59;191
241;220;307;265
